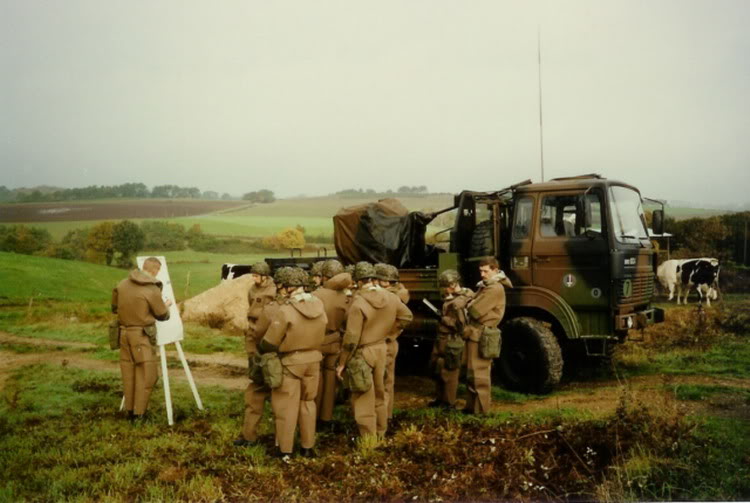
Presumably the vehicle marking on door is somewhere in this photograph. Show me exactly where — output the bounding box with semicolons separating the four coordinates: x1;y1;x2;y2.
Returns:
591;287;602;298
563;274;576;288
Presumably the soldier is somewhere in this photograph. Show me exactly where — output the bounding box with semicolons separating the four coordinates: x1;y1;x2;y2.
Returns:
234;267;290;447
245;262;276;355
112;256;172;420
374;263;411;420
462;257;513;414
336;262;412;438
259;267;327;458
309;261;325;291
429;269;473;409
312;259;352;427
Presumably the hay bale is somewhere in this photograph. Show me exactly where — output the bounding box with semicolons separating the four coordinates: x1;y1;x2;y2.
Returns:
181;275;251;332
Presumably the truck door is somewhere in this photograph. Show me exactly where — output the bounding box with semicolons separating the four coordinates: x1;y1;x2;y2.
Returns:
531;191;609;311
508;195;534;287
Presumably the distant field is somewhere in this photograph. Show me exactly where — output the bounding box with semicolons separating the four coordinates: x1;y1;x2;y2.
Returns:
0;199;248;223
222;195;455;217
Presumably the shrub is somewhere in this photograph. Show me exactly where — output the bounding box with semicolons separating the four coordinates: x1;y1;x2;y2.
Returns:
141;221;186;250
0;225;52;255
261;228;305;251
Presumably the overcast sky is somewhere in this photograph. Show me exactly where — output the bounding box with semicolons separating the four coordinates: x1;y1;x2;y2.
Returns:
1;0;748;205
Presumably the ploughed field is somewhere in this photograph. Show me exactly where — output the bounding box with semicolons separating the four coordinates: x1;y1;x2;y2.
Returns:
0;199;248;222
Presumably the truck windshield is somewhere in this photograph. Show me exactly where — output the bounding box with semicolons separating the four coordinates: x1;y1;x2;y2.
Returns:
609;186;649;243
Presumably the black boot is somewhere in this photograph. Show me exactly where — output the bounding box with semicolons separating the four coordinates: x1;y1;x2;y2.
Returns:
299;447;317;459
233;438;256;447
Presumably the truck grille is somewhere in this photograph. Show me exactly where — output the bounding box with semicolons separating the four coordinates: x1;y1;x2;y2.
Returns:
616;274;654;304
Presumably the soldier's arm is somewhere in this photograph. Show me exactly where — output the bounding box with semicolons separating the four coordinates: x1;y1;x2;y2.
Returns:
253;307;273;343
146;287;170;321
467;287;502;322
397;287;410;304
111;288;118;314
338;305;364;367
395;301;413;329
259;309;286;353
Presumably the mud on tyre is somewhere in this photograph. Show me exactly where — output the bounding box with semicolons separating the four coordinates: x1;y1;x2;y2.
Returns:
497;317;563;394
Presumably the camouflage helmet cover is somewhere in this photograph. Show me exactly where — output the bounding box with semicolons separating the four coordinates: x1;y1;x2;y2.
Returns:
374;263;390;281
310;261;325;277
386;264;399;282
344;264;355;276
353;261;376;281
251;261;271;276
286;267;309;287
322;259;344;278
273;266;293;285
438;269;461;287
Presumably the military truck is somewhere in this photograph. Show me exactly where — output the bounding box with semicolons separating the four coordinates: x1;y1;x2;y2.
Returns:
267;174;665;393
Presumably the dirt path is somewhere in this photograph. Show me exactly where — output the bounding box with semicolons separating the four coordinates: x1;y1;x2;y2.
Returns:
2;331;749;419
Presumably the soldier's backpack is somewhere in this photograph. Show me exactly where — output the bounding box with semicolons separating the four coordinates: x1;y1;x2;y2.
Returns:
108;320;120;350
443;337;465;370
344;352;373;393
260;352;284;389
479;327;502;359
248;353;264;384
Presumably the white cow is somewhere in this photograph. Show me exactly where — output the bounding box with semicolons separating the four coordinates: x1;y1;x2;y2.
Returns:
657;258;719;305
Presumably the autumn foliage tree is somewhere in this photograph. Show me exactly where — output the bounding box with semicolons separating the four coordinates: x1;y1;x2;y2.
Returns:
112;220;145;267
262;227;305;250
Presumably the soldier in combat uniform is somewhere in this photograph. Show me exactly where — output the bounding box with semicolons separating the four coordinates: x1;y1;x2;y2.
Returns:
308;261;325;291
374;263;410;420
234;267;290;447
462;257;512;414
245;262;276;355
112;256;172;419
336;262;412;438
312;259;352;428
429;269;473;409
260;267;327;458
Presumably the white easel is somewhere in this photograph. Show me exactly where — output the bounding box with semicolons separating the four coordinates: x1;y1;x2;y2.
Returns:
119;256;203;425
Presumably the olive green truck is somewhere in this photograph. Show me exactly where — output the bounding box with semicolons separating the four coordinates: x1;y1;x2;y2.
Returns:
267;174;665;393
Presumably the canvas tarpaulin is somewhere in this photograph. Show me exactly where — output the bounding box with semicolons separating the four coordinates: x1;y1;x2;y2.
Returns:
333;198;434;267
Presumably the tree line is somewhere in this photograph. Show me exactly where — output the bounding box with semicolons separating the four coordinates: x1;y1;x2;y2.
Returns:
333;186;432;198
0;183;236;203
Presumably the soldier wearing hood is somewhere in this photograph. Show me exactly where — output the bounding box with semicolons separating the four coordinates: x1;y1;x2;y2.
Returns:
111;257;172;419
462;257;513;414
259;267;327;458
245;262;276;355
336;262;412;438
312;259;352;426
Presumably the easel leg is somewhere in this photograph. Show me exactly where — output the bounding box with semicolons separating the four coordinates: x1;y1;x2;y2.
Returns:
175;341;204;410
160;345;174;426
120;396;125;412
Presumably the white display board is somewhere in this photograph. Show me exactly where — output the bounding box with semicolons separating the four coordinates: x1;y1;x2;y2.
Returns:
136;256;183;346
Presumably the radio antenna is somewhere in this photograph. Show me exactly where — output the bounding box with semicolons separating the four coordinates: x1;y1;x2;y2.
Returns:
537;25;545;182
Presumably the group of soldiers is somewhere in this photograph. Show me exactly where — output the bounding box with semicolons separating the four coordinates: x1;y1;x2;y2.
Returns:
111;255;512;459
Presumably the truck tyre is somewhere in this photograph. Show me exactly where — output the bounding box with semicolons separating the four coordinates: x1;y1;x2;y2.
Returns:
498;317;563;394
469;220;494;258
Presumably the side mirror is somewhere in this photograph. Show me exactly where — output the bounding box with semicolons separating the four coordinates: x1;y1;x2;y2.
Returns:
652;209;664;235
577;195;592;229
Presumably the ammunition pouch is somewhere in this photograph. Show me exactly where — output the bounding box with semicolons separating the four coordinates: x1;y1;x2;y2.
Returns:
343;351;373;393
143;325;158;346
443;336;465;370
248;353;264;384
479;326;502;360
260;352;284;389
108;320;120;350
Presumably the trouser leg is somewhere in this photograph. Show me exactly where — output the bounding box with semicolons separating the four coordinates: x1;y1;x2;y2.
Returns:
272;369;301;454
119;334;136;412
441;365;460;406
316;353;338;421
465;340;491;414
242;380;269;441
371;345;388;435
385;340;398;419
350;386;376;436
299;362;319;449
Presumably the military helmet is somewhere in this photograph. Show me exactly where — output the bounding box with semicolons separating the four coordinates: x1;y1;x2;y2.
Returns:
344;264;355;276
251;261;271;276
322;259;344;278
386;264;400;282
353;261;376;281
273;266;293;286
438;269;461;288
310;261;325;277
286;267;309;287
374;263;390;281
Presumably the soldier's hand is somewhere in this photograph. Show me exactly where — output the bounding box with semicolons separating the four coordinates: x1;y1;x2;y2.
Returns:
336;365;344;381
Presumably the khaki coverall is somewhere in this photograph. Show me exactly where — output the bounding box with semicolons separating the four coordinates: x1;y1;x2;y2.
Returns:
339;285;412;437
112;269;170;416
261;293;326;455
431;287;473;406
463;273;511;414
385;283;410;419
312;272;352;422
245;279;276;354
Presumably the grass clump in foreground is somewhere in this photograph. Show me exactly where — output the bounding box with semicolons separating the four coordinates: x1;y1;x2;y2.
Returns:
2;364;749;501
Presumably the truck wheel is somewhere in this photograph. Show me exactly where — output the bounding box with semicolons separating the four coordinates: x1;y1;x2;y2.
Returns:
498;317;563;394
470;220;494;258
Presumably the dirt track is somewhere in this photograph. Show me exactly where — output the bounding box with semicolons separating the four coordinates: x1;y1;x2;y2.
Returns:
2;331;749;419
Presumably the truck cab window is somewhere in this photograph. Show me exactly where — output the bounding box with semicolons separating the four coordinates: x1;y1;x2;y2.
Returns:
512;197;533;239
540;194;602;238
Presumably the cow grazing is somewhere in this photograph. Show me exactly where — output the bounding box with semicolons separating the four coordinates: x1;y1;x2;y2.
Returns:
221;263;253;281
657;258;719;305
